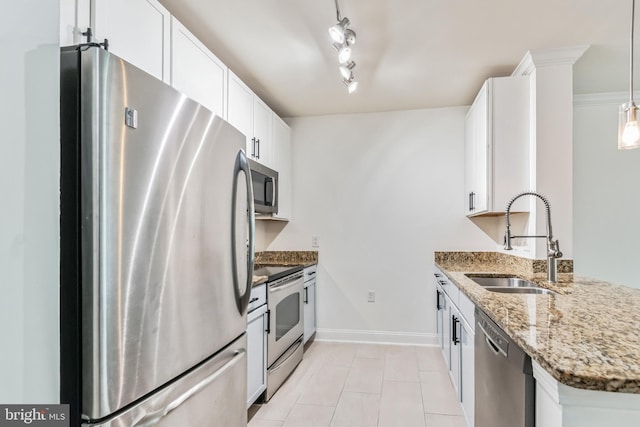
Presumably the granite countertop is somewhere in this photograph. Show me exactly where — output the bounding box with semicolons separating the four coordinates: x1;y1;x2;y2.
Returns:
251;250;319;286
255;250;318;268
435;251;640;394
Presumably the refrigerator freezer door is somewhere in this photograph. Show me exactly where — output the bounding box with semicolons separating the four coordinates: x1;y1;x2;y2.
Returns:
84;335;248;427
75;47;252;420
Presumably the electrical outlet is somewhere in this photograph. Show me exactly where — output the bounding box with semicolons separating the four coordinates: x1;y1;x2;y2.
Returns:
367;290;375;302
312;236;320;247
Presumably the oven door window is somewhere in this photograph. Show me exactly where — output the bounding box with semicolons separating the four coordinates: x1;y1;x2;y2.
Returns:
275;292;300;341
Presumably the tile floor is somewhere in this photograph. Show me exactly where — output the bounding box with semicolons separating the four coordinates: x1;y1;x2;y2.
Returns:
248;341;467;427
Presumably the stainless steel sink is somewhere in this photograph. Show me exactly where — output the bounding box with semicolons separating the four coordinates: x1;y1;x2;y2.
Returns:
483;287;557;295
468;276;537;288
465;275;557;295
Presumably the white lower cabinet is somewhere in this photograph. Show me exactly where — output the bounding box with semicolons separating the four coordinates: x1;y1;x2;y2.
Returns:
434;267;475;427
247;304;267;407
303;265;317;343
448;299;461;397
460;314;475;426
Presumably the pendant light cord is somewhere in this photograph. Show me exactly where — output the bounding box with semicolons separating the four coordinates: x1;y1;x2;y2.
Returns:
334;0;342;21
631;0;636;104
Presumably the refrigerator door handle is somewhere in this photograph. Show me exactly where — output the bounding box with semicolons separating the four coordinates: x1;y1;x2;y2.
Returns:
133;350;246;426
232;149;255;315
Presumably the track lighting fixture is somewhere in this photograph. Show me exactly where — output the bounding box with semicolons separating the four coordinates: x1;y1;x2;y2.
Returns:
329;0;358;93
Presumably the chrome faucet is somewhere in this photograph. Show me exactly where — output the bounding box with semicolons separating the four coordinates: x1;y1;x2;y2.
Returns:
504;191;563;283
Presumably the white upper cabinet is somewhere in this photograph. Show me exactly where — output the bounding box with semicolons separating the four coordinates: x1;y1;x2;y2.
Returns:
60;0;90;46
227;71;274;167
227;71;255;157
92;0;171;83
271;115;292;220
465;76;529;216
252;97;273;167
170;17;227;119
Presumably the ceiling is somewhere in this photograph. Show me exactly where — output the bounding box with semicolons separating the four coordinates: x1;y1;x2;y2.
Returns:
159;0;632;118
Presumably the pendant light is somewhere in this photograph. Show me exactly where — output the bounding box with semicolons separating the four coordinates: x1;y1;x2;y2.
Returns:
619;0;640;149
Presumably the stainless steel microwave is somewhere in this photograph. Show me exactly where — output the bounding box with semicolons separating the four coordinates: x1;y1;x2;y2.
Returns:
249;159;278;214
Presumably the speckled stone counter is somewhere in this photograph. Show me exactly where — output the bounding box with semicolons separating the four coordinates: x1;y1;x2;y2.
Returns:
435;251;640;394
255;251;318;267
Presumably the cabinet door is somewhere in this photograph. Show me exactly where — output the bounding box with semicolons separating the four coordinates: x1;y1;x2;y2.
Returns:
460;318;475;427
464;108;475;214
60;0;90;46
253;97;273;167
442;294;452;370
272;115;292;219
170;17;227;119
472;82;489;214
227;71;254;156
93;0;171;83
247;307;267;407
303;282;316;343
436;285;445;351
449;304;461;398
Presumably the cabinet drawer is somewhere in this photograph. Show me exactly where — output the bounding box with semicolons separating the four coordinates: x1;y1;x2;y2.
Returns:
434;268;459;307
304;264;317;282
248;283;267;313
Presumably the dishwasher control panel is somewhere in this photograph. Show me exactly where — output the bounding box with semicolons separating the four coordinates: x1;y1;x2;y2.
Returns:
476;308;509;356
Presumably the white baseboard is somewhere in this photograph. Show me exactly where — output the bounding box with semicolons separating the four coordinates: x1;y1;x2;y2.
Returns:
314;328;438;346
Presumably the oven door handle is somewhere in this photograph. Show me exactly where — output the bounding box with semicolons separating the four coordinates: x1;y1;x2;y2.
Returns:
270;276;302;292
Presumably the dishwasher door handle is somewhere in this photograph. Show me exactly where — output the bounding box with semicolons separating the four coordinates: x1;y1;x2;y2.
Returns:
478;322;508;357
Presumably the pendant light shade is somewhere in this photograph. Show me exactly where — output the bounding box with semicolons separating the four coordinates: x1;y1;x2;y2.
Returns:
619;102;640;149
619;0;640;149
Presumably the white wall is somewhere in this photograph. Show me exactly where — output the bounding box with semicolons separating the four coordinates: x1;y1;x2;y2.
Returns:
0;2;60;402
574;95;640;288
260;108;495;343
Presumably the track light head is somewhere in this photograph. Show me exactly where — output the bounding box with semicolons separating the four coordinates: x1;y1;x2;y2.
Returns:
339;61;356;80
343;77;358;94
328;17;350;44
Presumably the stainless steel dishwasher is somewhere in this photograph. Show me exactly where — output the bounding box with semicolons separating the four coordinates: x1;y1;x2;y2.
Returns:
475;308;535;427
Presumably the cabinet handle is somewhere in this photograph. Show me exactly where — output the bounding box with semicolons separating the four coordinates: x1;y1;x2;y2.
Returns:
266;309;271;334
256;138;260;159
452;315;460;345
436;290;442;310
304;287;309;304
249;297;259;304
438;280;447;286
434;273;442;278
251;137;256;157
469;192;476;211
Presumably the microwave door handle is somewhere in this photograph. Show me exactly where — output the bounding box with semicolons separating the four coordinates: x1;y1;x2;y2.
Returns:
273;175;278;212
231;149;255;315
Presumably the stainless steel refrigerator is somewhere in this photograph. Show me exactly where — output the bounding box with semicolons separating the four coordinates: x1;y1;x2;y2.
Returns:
60;45;255;426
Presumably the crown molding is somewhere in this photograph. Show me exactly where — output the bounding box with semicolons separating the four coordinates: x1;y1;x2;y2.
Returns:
512;45;590;76
573;91;640;107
